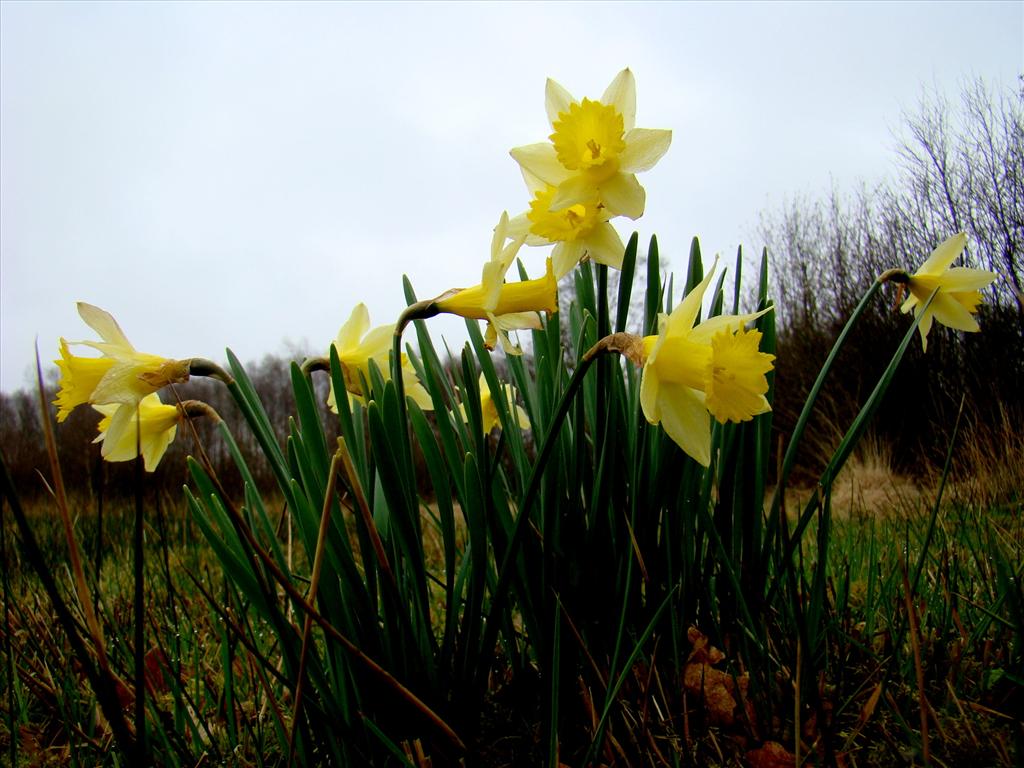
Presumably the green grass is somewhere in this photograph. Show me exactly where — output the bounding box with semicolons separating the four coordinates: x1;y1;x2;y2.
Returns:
1;489;1020;766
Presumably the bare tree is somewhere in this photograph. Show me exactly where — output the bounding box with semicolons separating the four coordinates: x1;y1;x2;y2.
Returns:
758;76;1023;472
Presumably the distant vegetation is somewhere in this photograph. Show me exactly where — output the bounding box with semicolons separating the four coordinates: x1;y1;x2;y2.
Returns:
759;77;1023;490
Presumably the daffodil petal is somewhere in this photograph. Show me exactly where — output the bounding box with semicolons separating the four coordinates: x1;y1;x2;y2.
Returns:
550;174;598;211
508;212;549;248
491;211;511;260
485;314;524;356
90;362;150;405
917;307;936;352
640;362;661;423
552;240;586;279
77;302;134;351
141;423;177;471
601;68;636;133
915;232;967;276
929;291;981;332
935;267;997;292
510;143;567;186
358;324;394;362
600;173;645;219
519;168;548;195
492;311;543;331
658;382;711;467
481;259;507;310
620;128;672;173
584;221;625;270
497;233;527;269
403;377;435;410
100;403;136;458
545;77;575;126
337;303;371;352
667;258;720;337
688;306;773;345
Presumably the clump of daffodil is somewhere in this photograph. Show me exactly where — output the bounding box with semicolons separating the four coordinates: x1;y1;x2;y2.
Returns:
431;212;558;355
506;170;625;279
54;302;191;423
510;68;671;222
325;303;433;412
92;393;181;472
637;260;775;466
887;232;997;352
459;373;531;434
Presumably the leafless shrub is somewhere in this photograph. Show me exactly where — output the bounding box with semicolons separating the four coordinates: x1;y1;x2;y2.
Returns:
760;77;1024;479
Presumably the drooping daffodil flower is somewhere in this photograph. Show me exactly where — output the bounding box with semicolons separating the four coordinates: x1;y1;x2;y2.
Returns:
459;373;531;434
898;232;997;352
510;68;672;221
433;212;558;355
639;259;775;466
506;169;625;279
54;303;191;446
326;303;433;412
92;393;181;472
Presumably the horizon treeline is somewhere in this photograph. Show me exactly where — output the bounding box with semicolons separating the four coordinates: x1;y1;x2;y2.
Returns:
3;76;1021;500
759;76;1022;485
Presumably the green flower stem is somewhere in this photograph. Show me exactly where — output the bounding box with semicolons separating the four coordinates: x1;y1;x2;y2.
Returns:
133;415;146;764
912;395;965;594
188;357;235;385
288;445;345;764
478;333;636;686
769;279;884;515
299;356;330;376
768;288;940;606
390;300;443;514
393;301;440;421
203;460;467;752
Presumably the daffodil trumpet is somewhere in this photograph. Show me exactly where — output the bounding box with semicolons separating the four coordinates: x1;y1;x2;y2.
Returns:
392;258;559;360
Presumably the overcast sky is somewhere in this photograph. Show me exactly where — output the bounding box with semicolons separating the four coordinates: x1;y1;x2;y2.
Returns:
2;1;1021;392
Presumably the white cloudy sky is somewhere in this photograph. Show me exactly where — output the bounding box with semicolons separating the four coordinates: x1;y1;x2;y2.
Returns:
1;1;1021;392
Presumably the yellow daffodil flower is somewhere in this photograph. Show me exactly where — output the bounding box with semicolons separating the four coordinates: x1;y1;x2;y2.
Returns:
92;393;180;472
433;213;558;355
54;303;190;422
506;170;625;279
900;232;997;352
459;373;531;434
639;260;775;466
509;68;671;220
54;338;116;422
326;303;433;412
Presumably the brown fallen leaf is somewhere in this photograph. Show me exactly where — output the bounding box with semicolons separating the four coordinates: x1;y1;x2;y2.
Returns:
683;662;738;726
745;740;796;768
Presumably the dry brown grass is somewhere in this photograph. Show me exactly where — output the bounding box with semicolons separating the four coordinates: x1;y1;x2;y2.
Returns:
950;404;1024;507
775;429;927;519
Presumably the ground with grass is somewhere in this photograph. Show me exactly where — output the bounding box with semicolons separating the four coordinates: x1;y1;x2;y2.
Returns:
1;476;1020;767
